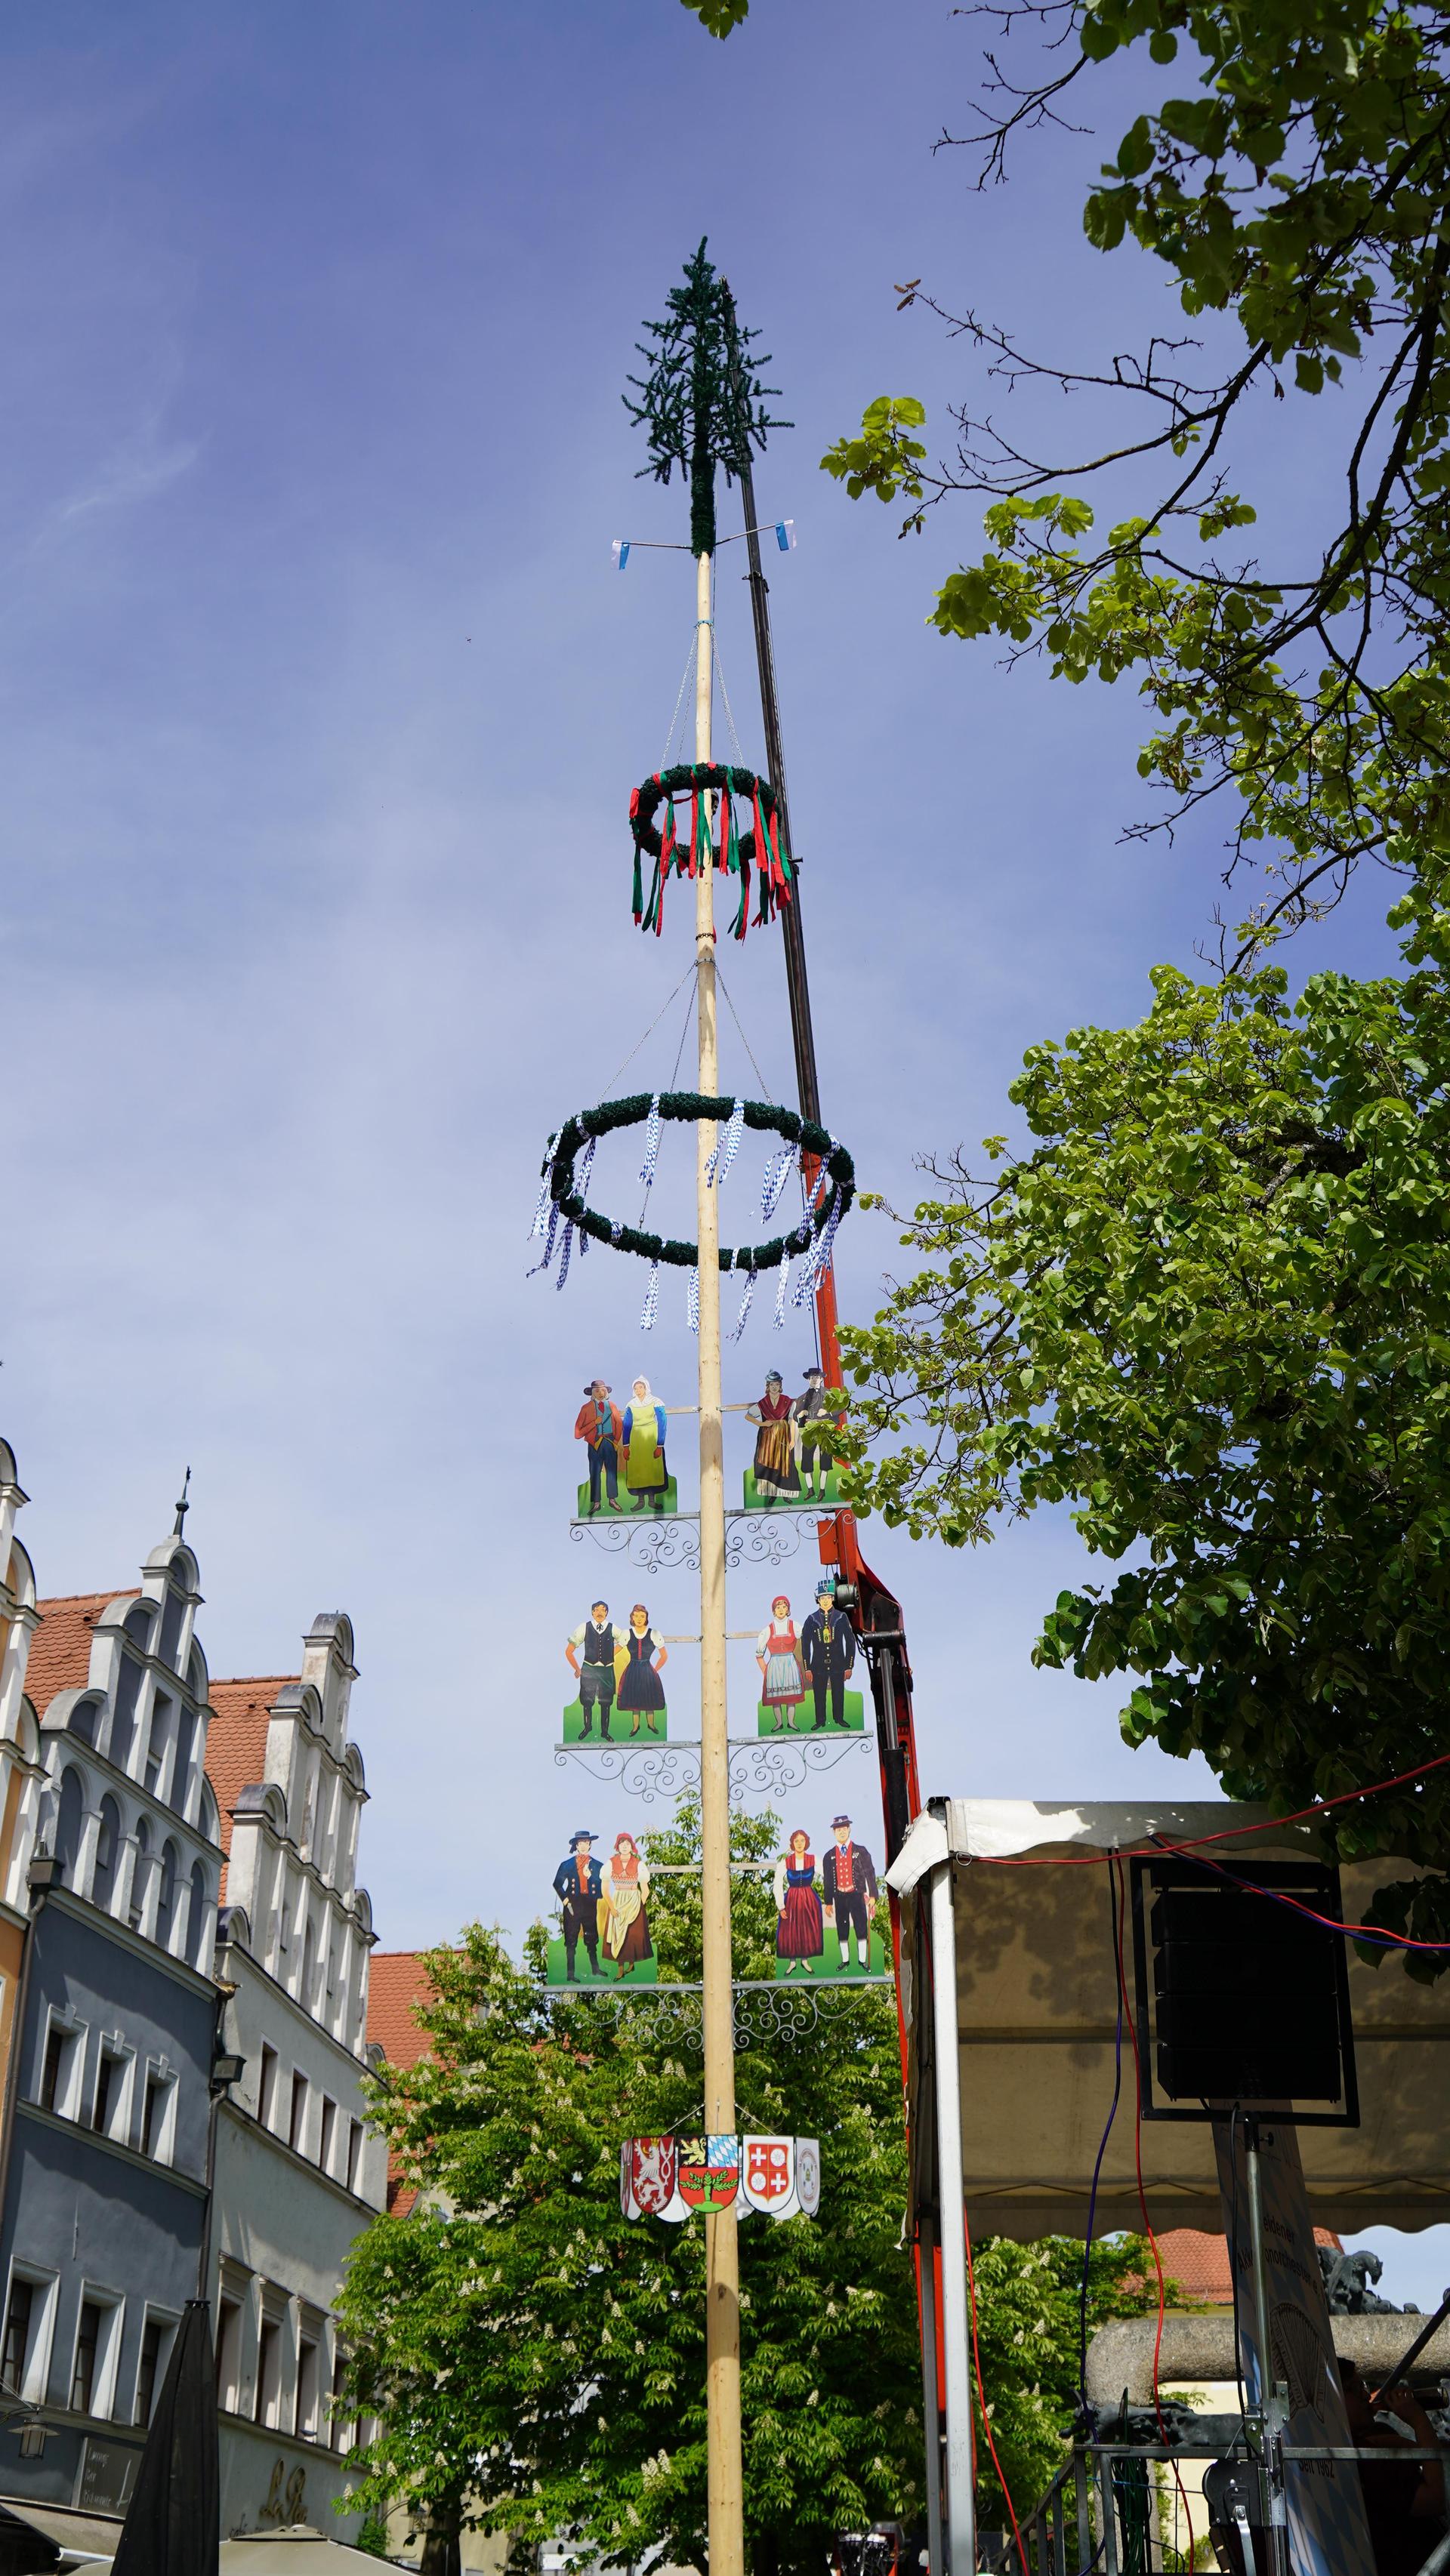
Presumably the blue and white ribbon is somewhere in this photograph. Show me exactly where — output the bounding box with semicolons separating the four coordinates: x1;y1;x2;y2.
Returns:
528;1132;560;1240
732;1265;757;1340
526;1201;560;1278
760;1142;797;1222
687;1268;700;1335
640;1262;660;1332
576;1136;597;1259
555;1222;575;1293
705;1098;746;1190
774;1257;791;1327
794;1187;845;1306
638;1094;662;1191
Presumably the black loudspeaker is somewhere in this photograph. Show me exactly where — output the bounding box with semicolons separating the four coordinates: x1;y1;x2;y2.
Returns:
1129;1857;1359;2126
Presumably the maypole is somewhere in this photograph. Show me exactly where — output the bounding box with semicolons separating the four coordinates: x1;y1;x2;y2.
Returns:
534;240;872;2573
691;539;745;2576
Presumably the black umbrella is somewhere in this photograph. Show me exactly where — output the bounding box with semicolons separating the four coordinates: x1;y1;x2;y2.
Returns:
112;2297;219;2575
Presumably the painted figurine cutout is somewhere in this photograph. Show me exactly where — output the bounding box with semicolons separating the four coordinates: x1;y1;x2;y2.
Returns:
801;1579;858;1731
602;1831;653;1974
552;1829;604;1983
574;1380;623;1517
565;1601;622;1741
746;1371;801;1504
622;1376;669;1513
756;1596;806;1733
822;1813;878;1974
773;1829;825;1974
616;1604;668;1736
791;1365;834;1502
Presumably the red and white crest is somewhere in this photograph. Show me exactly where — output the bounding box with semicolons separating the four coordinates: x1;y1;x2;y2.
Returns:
629;2136;678;2216
742;2136;797;2217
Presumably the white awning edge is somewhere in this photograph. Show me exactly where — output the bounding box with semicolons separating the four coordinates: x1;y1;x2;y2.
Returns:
885;1805;950;1895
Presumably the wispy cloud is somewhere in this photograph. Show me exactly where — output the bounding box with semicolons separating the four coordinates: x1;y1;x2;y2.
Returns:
42;414;199;538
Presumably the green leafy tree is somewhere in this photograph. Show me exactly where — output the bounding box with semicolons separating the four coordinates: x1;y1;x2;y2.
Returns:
838;907;1450;1966
967;2236;1168;2520
335;1804;921;2574
817;0;1450;954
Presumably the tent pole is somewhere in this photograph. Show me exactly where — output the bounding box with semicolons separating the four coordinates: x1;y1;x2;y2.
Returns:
919;2212;946;2576
930;1855;976;2576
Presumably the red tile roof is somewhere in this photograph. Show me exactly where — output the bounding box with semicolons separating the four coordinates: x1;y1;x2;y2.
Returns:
1158;2226;1341;2306
367;1952;435;2069
24;1592;135;1712
368;1952;437;2215
205;1678;292;1883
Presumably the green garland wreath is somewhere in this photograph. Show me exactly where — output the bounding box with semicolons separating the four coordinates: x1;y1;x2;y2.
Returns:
628;763;794;939
542;1092;853;1272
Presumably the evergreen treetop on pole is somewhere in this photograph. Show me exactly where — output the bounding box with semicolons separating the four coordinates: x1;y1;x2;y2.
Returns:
625;240;788;558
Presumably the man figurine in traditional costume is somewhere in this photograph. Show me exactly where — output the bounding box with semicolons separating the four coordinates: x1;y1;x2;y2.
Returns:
566;1601;620;1741
552;1830;603;1982
801;1579;857;1731
622;1376;669;1514
822;1813;878;1974
792;1364;834;1502
573;1380;623;1517
746;1370;801;1505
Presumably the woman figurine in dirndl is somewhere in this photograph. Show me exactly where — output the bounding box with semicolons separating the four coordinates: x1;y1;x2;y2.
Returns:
773;1830;823;1974
747;1371;801;1504
622;1376;669;1513
616;1604;668;1736
603;1831;653;1974
756;1596;806;1733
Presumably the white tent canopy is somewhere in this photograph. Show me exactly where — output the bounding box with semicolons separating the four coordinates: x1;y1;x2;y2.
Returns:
888;1796;1450;2239
885;1795;1450;2576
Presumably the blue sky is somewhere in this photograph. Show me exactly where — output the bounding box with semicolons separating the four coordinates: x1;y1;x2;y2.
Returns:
1;0;1437;2295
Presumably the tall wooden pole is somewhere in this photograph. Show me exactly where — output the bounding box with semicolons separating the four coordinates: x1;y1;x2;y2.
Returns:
695;547;745;2576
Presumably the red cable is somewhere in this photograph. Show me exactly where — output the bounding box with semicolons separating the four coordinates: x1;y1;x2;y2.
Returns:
963;2199;1028;2574
967;1745;1450;1872
1111;1858;1199;2575
1168;1841;1450;1951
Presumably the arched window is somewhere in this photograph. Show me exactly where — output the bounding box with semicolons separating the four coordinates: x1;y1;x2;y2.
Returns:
123;1604;152;1649
110;1656;143;1773
128;1817;151;1930
187;1861;208;1967
53;1770;84;1885
170;1707;195;1820
91;1796;120;1913
159;1579;187;1669
66;1700;97;1746
155;1841;178;1952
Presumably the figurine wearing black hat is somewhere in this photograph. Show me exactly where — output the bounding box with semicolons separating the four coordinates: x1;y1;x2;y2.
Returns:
553;1831;604;1981
822;1814;878;1974
792;1365;833;1502
801;1579;857;1730
573;1381;623;1517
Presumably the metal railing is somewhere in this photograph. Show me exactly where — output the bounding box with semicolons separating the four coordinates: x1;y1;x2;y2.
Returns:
982;2435;1450;2576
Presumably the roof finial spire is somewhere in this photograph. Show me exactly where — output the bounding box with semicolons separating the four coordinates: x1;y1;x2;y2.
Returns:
173;1466;191;1538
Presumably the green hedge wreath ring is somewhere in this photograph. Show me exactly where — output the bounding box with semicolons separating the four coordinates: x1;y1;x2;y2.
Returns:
526;1090;854;1331
629;763;794;940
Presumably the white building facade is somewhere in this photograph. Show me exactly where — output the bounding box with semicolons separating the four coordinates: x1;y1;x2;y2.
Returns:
206;1611;387;2542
